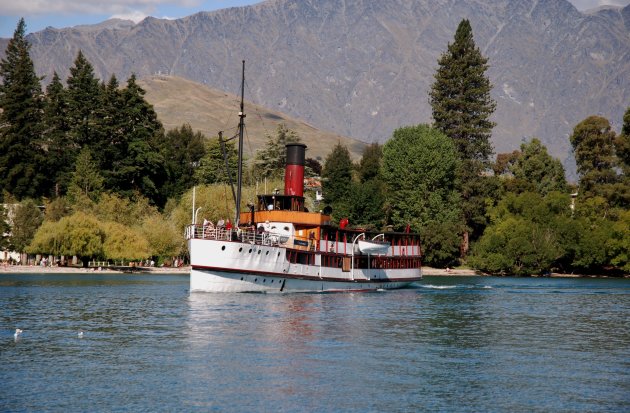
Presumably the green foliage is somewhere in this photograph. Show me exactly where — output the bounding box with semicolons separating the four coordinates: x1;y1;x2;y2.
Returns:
509;139;567;195
430;19;496;164
321;143;353;221
43;197;71;222
160;124;206;200
9;199;43;252
101;221;149;261
0;204;10;251
470;192;569;275
89;193;157;227
344;180;386;230
357;143;382;183
66;51;101;148
429;19;497;255
570;116;623;204
140;214;183;258
0;19;48;200
28;211;105;265
67;147;104;203
607;210;630;272
102;75;166;204
194;135;237;185
382;124;461;230
253;124;300;179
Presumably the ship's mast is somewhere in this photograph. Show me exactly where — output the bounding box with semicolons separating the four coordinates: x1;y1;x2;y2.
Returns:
236;60;245;226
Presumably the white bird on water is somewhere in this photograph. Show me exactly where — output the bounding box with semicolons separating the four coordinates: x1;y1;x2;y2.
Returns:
78;331;84;338
14;328;23;339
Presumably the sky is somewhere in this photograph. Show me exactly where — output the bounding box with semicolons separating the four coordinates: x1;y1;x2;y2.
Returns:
1;0;629;38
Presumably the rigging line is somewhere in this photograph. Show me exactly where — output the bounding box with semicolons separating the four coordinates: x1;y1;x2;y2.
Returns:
243;77;273;139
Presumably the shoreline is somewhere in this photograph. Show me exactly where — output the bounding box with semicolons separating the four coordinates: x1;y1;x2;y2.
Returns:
1;265;625;278
0;264;191;275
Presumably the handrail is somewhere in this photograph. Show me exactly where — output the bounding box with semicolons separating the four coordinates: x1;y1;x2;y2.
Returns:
350;233;366;281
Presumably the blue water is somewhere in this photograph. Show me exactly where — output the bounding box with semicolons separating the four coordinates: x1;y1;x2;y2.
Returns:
1;274;629;412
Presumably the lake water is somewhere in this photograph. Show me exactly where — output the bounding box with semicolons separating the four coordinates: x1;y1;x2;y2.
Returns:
1;273;629;412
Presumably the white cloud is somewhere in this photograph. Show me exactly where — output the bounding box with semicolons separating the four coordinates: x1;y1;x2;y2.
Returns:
0;0;201;16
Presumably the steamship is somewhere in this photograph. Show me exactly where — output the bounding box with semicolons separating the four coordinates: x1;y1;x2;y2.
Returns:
185;62;422;293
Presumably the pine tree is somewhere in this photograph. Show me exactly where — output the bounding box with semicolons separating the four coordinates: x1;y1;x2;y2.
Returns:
107;74;165;204
43;72;73;196
0;19;48;200
66;50;101;149
160;123;206;200
254;124;301;179
571;115;627;206
67;147;104;203
429;19;496;256
321;143;353;222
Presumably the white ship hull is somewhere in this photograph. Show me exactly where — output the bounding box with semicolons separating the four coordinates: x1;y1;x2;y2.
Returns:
188;237;422;293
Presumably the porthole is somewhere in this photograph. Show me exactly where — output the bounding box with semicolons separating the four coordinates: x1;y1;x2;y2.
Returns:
258;250;261;255
263;279;266;283
221;246;226;251
266;251;269;255
254;278;258;282
278;252;280;257
249;249;252;253
240;277;244;281
239;247;243;252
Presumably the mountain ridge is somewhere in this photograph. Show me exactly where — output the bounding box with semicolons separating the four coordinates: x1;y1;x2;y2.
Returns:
2;0;629;176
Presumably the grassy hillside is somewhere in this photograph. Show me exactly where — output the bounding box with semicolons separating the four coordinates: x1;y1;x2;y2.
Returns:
139;75;367;161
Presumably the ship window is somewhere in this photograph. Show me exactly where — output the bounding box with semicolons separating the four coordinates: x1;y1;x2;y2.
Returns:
258;250;261;255
249;249;252;253
284;226;290;231
240;277;244;280
221;246;226;251
266;251;269;255
263;279;266;283
239;247;243;252
254;278;258;282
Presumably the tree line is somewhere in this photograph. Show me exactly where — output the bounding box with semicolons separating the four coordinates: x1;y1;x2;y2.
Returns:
1;18;628;274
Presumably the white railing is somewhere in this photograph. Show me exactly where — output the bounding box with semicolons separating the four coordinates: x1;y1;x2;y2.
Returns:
186;224;286;247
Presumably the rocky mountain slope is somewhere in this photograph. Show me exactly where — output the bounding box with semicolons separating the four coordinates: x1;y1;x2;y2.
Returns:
3;0;630;174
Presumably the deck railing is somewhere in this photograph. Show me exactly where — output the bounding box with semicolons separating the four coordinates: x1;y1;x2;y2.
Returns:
185;224;285;247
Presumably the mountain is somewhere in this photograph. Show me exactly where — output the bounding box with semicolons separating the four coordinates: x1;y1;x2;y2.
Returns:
138;75;367;161
3;0;630;175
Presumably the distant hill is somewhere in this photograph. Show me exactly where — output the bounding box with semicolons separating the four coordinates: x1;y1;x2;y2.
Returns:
3;0;630;176
139;75;367;161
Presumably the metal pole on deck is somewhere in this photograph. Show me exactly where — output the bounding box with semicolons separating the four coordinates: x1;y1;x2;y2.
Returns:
235;60;245;227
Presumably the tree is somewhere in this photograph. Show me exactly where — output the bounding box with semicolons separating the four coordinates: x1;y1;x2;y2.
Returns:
381;125;461;259
103;74;165;204
67;147;104;203
469;192;570;275
0;204;10;252
101;222;149;262
0;18;48;200
194;135;237;185
9;199;43;253
28;211;105;266
429;19;496;256
570;116;621;204
160;123;206;200
321;143;353;221
66;50;101;149
43;72;73;196
506;138;567;195
253;124;300;179
140;214;183;260
357;143;382;183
